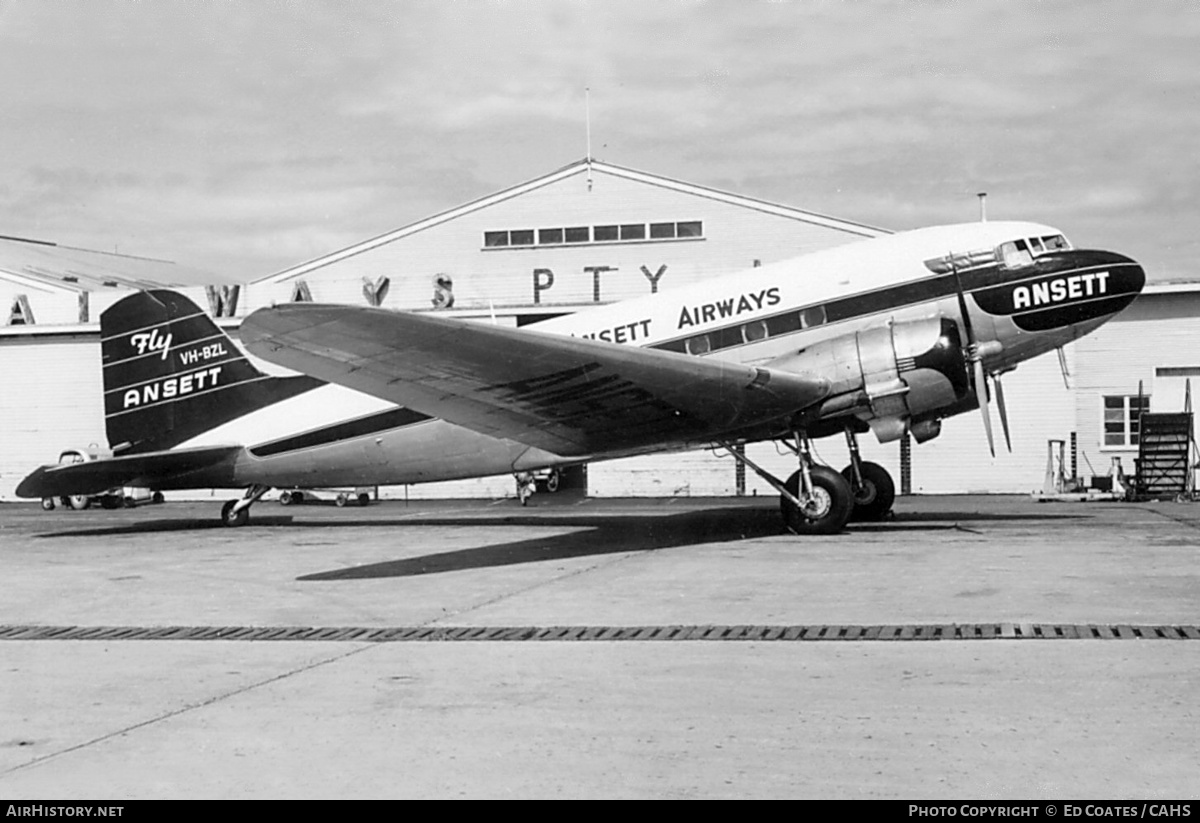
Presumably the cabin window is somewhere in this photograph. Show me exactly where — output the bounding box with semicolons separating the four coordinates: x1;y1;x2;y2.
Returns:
800;305;827;329
742;320;768;343
685;334;711;355
1103;394;1150;447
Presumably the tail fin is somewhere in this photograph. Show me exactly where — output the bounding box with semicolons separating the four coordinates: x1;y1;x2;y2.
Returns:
101;289;323;453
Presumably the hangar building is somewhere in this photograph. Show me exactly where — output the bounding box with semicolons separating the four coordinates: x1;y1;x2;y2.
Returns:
1;159;1194;501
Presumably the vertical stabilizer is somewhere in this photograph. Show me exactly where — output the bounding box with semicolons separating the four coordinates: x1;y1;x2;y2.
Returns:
101;290;323;453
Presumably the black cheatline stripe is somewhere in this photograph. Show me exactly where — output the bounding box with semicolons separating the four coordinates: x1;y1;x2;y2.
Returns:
652;260;1141;357
249;406;433;457
3;624;1197;642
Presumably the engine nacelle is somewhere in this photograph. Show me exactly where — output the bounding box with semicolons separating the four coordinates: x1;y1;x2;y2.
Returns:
766;317;970;442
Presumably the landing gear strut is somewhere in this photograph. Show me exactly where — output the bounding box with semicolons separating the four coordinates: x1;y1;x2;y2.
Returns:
841;427;896;522
719;432;854;535
220;484;271;527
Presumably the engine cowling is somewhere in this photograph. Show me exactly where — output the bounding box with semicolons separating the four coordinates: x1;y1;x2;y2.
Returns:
765;317;970;442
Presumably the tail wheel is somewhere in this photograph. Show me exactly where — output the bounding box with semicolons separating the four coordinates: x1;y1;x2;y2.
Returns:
221;500;250;527
780;466;853;535
41;497;55;511
841;461;896;522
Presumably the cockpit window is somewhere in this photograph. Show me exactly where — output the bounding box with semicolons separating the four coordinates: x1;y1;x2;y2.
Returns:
997;234;1072;269
999;240;1033;269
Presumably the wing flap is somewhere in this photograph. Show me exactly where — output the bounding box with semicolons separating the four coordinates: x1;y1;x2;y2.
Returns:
16;445;242;498
241;305;830;456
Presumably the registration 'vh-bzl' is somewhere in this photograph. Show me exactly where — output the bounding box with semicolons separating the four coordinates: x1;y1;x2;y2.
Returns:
17;221;1144;534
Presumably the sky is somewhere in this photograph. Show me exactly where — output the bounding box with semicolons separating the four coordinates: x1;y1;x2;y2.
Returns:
0;0;1197;282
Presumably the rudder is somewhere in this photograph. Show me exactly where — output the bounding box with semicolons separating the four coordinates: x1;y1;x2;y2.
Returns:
101;289;323;453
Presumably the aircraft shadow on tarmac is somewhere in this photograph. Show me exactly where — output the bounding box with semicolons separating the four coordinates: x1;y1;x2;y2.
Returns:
34;507;1088;580
293;508;1089;581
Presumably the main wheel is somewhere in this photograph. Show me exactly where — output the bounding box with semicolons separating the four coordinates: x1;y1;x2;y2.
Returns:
336;493;349;507
545;469;560;493
221;499;250;527
67;495;91;511
780;466;853;535
841;461;896;522
279;490;294;506
41;497;55;511
357;493;371;507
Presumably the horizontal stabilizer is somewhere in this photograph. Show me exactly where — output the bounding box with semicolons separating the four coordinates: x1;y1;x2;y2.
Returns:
16;445;242;499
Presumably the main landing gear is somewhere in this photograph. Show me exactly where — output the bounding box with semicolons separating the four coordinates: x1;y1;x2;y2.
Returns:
841;428;896;522
719;427;898;535
721;431;853;535
220;484;271;527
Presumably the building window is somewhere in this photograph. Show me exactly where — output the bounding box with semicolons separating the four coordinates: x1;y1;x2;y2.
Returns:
1103;394;1150;447
484;220;702;248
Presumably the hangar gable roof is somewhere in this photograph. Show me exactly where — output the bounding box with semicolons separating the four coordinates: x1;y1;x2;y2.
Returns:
255;158;890;285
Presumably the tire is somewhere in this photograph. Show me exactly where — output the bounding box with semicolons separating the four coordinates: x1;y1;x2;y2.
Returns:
152;492;165;504
336;493;349;507
544;470;560;493
841;461;896;522
780;466;853;535
67;495;91;511
279;490;294;506
357;493;371;507
123;496;137;509
100;495;121;510
41;497;55;511
221;499;250;527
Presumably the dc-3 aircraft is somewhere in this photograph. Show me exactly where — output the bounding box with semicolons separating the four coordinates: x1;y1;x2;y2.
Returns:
17;220;1145;534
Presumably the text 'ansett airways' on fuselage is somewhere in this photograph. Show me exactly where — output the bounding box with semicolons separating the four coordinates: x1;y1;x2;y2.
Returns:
570;286;782;343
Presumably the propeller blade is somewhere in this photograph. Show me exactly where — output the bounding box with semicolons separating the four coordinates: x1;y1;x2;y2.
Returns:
950;254;994;457
974;358;995;457
994;374;1012;452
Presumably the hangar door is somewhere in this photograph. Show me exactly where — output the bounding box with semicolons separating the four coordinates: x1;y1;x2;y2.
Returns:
0;335;106;500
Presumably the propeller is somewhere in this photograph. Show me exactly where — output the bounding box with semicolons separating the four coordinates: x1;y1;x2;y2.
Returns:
948;255;1009;457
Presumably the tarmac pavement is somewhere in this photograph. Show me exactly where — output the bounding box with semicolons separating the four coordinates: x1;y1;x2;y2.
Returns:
1;494;1198;799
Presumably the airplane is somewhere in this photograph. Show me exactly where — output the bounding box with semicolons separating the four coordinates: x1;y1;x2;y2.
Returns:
16;220;1145;534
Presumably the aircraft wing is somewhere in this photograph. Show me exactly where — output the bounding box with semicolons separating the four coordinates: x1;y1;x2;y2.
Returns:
241;305;830;457
16;444;242;498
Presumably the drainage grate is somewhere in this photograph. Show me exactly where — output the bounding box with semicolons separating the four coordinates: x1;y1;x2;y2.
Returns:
1;624;1199;642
